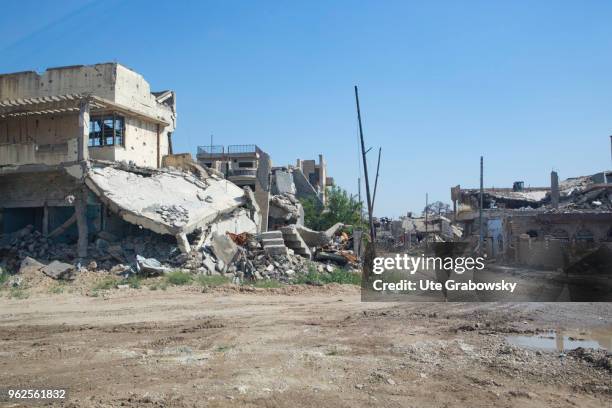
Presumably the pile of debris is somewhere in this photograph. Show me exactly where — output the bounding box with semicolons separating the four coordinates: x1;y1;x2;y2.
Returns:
552;184;612;212
0;161;362;286
0;226;75;272
268;193;304;227
156;222;360;283
0;221;361;284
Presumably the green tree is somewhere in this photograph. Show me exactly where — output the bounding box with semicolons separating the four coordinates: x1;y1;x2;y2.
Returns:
301;186;363;231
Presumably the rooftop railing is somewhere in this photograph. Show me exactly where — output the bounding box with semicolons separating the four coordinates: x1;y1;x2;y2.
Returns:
197;144;264;158
197;145;224;155
227;144;258;154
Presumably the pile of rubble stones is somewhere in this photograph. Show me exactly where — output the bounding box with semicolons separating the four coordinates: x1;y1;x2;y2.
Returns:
1;224;361;284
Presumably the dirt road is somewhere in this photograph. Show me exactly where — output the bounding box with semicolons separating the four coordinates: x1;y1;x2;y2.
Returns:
0;286;610;407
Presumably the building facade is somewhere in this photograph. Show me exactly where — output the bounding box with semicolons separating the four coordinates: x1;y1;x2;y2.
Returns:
0;63;177;255
196;144;271;231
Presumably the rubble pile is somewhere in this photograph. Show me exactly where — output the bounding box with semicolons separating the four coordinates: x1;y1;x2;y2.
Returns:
166;225;361;283
554;186;612;212
0;222;361;285
0;162;362;286
268;193;303;226
0;226;74;271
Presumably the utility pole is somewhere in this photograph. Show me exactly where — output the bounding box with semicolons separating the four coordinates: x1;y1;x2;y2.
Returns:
354;86;376;242
358;177;363;224
479;156;484;256
372;147;382;211
425;193;428;249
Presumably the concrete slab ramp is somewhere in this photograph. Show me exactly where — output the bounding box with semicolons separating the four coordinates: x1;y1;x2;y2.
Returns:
85;166;246;236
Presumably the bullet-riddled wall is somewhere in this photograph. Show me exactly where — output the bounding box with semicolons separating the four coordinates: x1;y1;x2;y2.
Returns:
0;63;175;168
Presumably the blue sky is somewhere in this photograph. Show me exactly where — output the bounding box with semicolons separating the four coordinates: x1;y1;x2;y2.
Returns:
2;1;612;217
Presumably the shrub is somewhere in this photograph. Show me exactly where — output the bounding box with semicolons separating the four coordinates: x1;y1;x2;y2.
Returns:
294;265;361;286
325;268;361;285
165;270;193;286
49;284;65;294
0;271;8;286
120;275;142;289
148;280;168;291
9;288;29;299
92;276;119;291
196;275;230;287
251;279;282;289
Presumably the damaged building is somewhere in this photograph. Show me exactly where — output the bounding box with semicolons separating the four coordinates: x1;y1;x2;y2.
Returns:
451;171;612;269
196;144;335;231
295;155;333;204
0;62;358;282
196;144;271;231
0;63;258;264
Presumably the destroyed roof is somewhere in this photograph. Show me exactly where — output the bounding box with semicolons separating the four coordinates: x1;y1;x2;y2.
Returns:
0;94;170;124
85;165;246;236
402;218;442;233
462;188;549;202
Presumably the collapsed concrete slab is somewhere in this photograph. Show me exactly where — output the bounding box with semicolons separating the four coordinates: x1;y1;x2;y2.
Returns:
136;255;171;276
42;260;76;280
285;222;344;248
210;232;239;270
209;208;257;237
85;166;247;237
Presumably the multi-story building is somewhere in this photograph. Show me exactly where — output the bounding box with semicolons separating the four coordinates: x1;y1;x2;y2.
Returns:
296;155;333;204
0;62;176;255
196;144;271;231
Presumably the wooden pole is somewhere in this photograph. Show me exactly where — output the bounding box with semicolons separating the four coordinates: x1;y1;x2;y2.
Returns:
354;86;375;242
479;156;484;256
372;147;382;211
425;192;428;249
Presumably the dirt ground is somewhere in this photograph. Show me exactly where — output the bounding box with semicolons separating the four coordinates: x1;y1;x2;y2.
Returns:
0;285;610;408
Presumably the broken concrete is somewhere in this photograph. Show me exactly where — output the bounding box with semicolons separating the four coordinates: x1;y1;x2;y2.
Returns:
136;255;171;276
281;225;312;259
273;170;297;195
210;233;239;270
268;193;304;227
85;165;247;237
42;261;76;280
18;257;45;273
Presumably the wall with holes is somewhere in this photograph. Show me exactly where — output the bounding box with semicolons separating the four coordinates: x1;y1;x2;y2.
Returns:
0;114;79;166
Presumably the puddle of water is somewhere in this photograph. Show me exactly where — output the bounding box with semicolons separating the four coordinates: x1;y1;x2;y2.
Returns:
506;327;611;352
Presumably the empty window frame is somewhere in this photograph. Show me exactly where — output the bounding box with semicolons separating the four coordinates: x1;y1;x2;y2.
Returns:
89;114;124;147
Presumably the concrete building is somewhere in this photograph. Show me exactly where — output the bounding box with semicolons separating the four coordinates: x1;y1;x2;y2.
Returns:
0;63;176;169
451;171;612;268
196;144;271;231
296;155;333;204
0;63;228;257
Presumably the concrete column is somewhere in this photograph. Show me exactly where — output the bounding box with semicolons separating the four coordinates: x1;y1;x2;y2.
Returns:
78;100;90;162
42;203;49;236
551;171;559;209
74;187;88;258
156;124;161;168
176;232;191;254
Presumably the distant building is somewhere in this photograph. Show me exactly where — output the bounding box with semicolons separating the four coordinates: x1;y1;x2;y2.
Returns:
296;155;333;204
196;144;271;231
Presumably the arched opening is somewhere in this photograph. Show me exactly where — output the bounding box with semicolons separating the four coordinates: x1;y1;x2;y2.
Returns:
551;228;569;241
575;229;594;243
526;229;539;238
